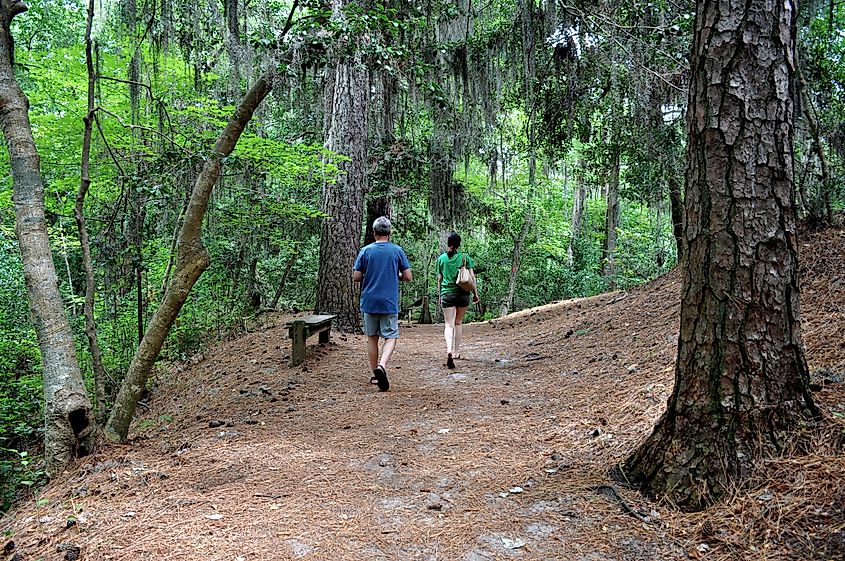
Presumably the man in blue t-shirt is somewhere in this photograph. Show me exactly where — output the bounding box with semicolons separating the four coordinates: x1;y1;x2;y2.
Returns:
353;216;412;392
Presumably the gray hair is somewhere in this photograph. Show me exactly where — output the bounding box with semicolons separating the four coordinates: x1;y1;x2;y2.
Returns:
373;216;392;236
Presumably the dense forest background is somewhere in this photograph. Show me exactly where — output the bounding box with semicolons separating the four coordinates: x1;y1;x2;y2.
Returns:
1;0;842;511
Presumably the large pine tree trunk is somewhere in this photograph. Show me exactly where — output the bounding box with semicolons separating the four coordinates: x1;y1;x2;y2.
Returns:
622;0;818;511
315;13;370;331
1;1;95;474
105;72;275;442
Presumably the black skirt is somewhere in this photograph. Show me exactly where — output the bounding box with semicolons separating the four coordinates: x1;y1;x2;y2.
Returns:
441;291;471;308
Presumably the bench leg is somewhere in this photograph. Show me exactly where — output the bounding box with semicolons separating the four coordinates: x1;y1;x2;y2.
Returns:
290;320;306;367
318;328;330;344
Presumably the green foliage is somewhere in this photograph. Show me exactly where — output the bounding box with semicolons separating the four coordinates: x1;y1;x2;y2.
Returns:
0;0;688;516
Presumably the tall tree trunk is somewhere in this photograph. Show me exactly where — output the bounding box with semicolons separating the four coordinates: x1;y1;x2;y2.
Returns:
501;0;538;317
75;0;108;426
271;251;297;309
105;72;276;442
602;149;620;289
428;106;460;232
246;256;261;311
659;106;684;263
315;10;370;331
567;127;590;267
796;63;833;226
623;0;818;511
125;0;146;346
667;172;684;263
500;214;531;317
364;194;392;246
1;0;95;474
567;181;586;267
224;0;242;100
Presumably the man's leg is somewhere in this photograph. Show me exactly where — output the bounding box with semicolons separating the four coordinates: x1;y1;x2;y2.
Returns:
367;335;380;370
380;338;397;368
362;314;380;371
378;314;400;368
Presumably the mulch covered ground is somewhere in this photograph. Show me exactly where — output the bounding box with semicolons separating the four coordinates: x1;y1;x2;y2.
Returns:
3;227;844;561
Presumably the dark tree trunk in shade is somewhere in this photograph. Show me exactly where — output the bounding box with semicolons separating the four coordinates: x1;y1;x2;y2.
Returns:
1;0;95;473
622;0;818;511
364;195;392;246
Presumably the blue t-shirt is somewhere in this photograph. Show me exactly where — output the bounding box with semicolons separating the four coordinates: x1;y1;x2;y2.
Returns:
353;242;411;314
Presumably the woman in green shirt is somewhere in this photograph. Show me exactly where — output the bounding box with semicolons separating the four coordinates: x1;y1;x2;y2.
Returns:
436;232;480;369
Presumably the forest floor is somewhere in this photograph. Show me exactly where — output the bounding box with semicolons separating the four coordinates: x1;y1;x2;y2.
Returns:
3;228;845;561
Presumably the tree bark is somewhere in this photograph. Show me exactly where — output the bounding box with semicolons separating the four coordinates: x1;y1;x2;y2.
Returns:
602;149;620;289
105;71;275;442
623;0;818;511
1;0;95;474
315;5;370;331
75;0;108;426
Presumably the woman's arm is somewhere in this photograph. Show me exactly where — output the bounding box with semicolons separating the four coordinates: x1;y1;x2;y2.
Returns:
468;269;479;303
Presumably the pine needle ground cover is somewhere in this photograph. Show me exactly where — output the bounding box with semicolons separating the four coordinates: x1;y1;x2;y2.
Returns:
2;230;843;561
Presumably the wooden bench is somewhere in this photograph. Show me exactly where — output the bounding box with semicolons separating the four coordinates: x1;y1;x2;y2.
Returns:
287;314;336;367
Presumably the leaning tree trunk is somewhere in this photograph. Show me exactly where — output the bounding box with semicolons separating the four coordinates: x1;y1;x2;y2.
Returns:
315;28;370;331
622;0;818;511
1;0;95;474
105;72;275;442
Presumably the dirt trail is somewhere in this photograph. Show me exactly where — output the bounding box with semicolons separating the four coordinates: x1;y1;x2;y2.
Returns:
3;228;845;561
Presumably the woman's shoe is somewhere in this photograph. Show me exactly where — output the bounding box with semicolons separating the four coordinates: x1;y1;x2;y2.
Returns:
446;353;455;369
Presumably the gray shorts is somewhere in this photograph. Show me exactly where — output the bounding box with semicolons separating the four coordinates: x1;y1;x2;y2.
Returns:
363;313;400;339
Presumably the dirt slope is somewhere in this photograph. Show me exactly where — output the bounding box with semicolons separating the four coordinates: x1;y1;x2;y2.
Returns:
3;228;844;561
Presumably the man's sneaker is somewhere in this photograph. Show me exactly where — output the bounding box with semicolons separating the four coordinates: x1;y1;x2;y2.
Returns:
446;353;455;369
373;365;389;392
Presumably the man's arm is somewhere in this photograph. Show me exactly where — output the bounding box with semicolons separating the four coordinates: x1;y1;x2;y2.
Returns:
353;270;363;282
398;248;412;282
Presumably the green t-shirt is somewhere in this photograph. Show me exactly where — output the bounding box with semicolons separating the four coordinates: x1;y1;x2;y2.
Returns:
436;252;476;295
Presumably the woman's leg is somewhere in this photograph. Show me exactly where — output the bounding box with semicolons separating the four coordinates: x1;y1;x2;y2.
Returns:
443;306;457;354
454;306;468;358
